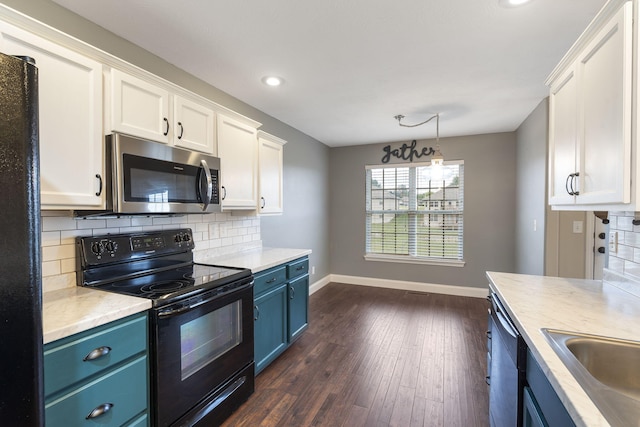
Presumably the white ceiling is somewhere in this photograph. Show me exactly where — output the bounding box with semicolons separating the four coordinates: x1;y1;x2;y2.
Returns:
52;0;607;147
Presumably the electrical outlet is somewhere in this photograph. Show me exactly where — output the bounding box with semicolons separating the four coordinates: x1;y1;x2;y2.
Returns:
609;231;618;254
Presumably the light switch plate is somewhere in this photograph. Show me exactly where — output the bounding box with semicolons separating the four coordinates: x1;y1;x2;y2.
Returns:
572;220;583;234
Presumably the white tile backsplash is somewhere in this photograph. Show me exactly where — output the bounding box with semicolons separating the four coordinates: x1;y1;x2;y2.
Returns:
606;212;640;285
41;211;261;293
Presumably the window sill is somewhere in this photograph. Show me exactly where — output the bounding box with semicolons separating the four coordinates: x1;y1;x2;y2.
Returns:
364;254;466;267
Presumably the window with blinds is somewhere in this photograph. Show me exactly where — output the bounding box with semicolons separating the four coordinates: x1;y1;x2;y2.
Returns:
365;161;464;263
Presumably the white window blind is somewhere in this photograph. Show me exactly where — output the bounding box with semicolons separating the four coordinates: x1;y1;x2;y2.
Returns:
365;161;464;262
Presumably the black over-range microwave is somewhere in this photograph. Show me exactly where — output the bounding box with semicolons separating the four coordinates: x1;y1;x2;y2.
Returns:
76;133;221;216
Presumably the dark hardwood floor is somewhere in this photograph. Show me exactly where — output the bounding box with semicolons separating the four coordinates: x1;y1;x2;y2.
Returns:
222;282;490;427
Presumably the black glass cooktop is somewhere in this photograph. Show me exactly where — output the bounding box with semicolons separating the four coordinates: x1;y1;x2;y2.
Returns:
90;263;250;305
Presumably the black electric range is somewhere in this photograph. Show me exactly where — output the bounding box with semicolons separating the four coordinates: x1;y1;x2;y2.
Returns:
76;228;255;427
76;228;251;307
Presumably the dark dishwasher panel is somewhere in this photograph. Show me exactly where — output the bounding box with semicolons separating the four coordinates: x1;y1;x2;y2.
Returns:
488;292;527;427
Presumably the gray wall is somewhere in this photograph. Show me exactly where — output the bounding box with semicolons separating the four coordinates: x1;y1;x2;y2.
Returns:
4;0;332;280
515;99;548;275
329;132;517;289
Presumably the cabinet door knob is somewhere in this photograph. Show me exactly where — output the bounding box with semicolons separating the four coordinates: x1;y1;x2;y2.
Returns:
83;346;111;362
86;402;114;420
598;247;606;254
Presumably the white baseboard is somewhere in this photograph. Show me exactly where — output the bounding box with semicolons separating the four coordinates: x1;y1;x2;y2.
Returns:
309;275;332;295
329;274;489;298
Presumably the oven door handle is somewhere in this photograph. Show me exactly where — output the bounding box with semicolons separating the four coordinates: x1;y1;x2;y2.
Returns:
157;280;254;318
199;159;213;211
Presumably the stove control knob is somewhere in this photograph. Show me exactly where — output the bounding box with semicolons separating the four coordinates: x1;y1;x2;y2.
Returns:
183;234;191;242
174;234;183;243
90;241;104;255
104;240;117;253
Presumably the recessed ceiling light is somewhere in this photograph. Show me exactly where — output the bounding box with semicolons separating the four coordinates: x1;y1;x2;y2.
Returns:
262;76;284;87
499;0;533;7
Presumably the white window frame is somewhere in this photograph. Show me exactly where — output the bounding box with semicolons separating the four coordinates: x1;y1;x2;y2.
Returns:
364;160;465;267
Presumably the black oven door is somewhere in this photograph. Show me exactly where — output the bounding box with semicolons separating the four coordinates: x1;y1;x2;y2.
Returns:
150;278;254;427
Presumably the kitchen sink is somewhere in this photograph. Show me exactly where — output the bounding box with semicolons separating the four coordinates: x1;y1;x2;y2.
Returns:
541;329;640;427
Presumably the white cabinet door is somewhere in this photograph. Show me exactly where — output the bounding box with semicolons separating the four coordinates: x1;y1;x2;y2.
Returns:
258;132;286;215
576;3;631;205
110;68;170;144
547;2;632;209
548;66;578;206
0;23;103;208
217;114;258;210
173;96;215;154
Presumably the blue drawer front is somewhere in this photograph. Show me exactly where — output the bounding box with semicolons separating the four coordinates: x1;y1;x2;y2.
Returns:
526;349;575;427
287;258;309;280
44;313;148;397
254;266;287;296
45;356;148;427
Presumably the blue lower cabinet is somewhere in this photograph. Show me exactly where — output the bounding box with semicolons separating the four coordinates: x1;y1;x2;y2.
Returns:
45;357;148;426
254;283;288;374
525;349;575;427
253;256;310;375
288;274;309;342
523;386;547;427
44;312;149;426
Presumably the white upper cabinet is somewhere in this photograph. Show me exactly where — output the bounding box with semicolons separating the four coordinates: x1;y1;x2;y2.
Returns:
110;69;171;144
217;114;259;210
0;21;104;209
547;1;632;209
173;95;215;154
548;66;578;205
109;69;215;154
258;131;286;215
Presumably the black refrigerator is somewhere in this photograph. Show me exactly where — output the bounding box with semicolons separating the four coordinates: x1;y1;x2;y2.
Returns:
0;52;44;425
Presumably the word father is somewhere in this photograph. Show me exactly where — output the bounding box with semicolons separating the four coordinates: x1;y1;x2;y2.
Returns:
381;140;435;164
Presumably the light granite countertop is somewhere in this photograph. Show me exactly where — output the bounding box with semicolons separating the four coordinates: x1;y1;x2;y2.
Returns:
487;271;640;427
42;286;151;345
43;247;311;344
196;247;312;273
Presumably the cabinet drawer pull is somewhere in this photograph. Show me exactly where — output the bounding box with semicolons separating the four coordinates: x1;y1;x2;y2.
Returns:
295;265;304;271
83;346;112;362
86;402;114;419
95;174;103;197
565;173;574;196
266;277;277;284
163;117;169;136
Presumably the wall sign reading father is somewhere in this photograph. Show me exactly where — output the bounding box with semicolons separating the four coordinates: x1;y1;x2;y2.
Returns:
381;140;435;164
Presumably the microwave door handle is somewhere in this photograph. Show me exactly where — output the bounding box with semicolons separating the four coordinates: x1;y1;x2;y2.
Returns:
200;159;213;211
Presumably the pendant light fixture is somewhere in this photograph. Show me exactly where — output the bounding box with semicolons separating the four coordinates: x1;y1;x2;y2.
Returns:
394;113;444;166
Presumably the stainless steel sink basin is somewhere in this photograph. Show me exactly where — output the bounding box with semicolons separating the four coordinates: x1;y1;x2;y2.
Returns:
542;329;640;427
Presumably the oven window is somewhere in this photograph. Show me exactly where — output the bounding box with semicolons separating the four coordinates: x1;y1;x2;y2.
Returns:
180;301;242;380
